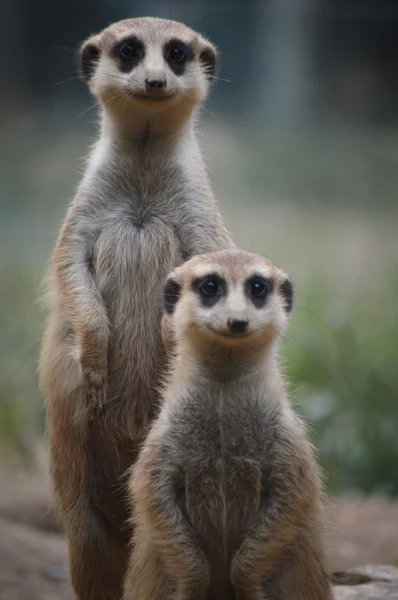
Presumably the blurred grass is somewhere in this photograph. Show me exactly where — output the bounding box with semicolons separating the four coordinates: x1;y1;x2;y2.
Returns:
284;276;398;495
0;256;44;461
0;116;397;494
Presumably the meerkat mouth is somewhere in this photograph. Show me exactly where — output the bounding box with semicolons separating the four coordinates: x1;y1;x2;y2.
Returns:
132;92;176;102
205;324;252;340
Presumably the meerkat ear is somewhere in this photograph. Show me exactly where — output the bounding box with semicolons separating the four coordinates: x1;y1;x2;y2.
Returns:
280;277;294;314
80;37;101;82
164;277;182;315
199;42;219;82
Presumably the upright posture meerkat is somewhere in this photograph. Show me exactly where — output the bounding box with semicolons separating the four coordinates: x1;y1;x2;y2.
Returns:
39;17;233;600
125;249;333;600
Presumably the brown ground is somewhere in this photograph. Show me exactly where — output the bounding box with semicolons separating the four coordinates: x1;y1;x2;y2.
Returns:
1;457;398;599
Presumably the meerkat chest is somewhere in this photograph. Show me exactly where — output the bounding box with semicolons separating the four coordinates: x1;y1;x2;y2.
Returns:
86;152;199;303
92;202;182;302
178;394;264;563
88;200;184;383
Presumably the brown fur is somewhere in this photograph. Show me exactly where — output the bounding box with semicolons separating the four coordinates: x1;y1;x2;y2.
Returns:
39;18;233;600
125;250;333;600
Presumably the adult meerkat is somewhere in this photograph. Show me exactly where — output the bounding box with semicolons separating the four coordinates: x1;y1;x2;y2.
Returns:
125;249;333;600
39;17;233;600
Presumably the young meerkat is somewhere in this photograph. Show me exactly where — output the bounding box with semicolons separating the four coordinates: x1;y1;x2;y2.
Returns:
39;17;233;600
125;249;333;600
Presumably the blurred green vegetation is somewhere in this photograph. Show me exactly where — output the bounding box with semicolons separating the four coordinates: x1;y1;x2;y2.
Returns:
284;275;398;495
208;125;398;496
0;121;397;496
0;256;44;460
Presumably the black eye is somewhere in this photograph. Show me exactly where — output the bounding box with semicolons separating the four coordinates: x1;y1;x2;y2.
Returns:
119;42;141;60
169;44;187;63
195;274;226;307
247;277;273;305
250;279;268;299
200;278;219;297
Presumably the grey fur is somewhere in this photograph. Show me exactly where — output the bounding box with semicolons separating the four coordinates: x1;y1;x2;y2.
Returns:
39;17;233;600
126;250;333;600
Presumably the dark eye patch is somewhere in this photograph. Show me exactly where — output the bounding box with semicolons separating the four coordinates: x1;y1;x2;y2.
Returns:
193;273;226;308
280;278;294;314
245;275;274;308
164;278;181;315
200;45;218;81
163;38;193;76
80;42;100;82
110;36;145;73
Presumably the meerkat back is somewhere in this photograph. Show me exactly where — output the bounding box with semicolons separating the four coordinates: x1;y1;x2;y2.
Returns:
39;17;233;600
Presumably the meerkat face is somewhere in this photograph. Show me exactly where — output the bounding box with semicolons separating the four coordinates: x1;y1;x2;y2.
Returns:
164;250;293;347
80;17;217;113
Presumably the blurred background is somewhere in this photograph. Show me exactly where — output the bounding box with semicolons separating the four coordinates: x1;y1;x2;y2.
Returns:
1;0;398;597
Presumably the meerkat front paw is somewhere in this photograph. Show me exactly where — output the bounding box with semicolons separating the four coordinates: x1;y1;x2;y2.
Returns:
232;587;264;600
175;561;210;600
175;586;208;600
231;563;264;600
81;366;107;421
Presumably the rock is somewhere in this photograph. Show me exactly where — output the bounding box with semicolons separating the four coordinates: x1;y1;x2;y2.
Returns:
334;565;398;599
41;564;69;582
0;472;63;534
0;515;71;599
327;496;398;570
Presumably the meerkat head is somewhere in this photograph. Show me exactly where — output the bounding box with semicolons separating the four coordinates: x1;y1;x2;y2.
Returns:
164;250;294;351
80;17;218;131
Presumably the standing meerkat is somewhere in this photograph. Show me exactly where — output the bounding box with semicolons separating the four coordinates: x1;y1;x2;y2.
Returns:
39;17;233;600
125;249;333;600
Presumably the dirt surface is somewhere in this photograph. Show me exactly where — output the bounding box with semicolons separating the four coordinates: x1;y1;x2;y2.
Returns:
1;465;398;599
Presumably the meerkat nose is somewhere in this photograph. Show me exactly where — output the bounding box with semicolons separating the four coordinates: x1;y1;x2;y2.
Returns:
145;78;166;90
227;318;249;334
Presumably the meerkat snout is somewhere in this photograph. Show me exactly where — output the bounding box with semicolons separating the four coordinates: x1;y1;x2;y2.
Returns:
164;250;294;345
145;77;166;91
227;318;249;334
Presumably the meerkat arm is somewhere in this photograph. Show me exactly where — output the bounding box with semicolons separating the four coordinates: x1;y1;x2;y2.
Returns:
140;459;210;599
54;214;109;416
231;458;315;598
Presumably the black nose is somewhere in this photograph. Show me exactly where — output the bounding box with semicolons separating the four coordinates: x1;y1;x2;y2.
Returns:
227;319;249;334
145;78;166;90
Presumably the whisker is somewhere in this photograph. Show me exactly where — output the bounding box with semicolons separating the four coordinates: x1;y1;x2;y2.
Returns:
222;69;249;84
270;325;304;350
54;76;82;86
201;105;228;126
74;103;97;120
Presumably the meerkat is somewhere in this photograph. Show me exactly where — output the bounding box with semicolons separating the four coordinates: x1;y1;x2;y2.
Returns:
39;17;233;600
125;249;333;600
